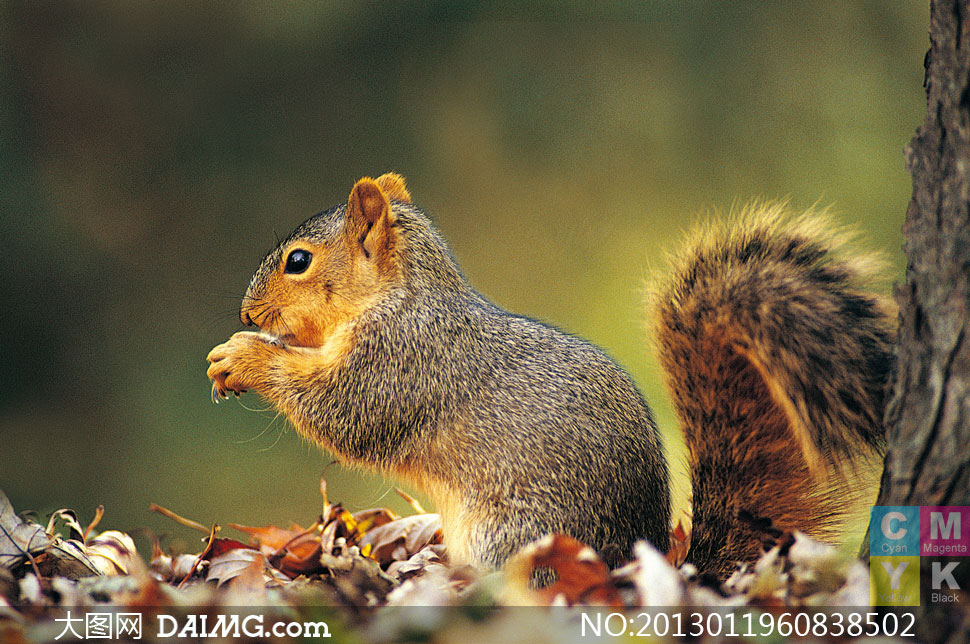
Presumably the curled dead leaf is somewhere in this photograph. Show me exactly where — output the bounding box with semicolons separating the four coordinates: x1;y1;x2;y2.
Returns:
45;509;85;542
207;548;289;587
358;514;443;567
386;544;448;579
85;530;138;576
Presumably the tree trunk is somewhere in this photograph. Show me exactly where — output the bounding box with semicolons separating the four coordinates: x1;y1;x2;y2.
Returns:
874;0;970;641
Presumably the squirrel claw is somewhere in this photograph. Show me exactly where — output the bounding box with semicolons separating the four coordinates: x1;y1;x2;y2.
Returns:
210;379;246;402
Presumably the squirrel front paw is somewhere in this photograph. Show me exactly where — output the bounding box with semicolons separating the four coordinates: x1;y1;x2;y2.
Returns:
206;332;282;402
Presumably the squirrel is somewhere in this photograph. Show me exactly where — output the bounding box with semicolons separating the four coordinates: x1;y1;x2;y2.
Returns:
206;173;895;580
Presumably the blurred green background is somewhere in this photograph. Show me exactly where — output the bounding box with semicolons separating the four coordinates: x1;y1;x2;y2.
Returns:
2;2;925;553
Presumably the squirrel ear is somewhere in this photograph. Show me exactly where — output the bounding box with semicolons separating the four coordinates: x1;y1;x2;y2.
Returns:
375;173;411;204
347;177;391;227
347;177;398;262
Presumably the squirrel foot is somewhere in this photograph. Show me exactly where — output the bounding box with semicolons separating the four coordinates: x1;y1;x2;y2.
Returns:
206;331;284;401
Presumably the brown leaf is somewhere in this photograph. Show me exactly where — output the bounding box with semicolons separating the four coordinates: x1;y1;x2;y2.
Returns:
666;517;690;567
36;540;102;580
233;523;323;567
273;542;324;579
229;521;326;579
203;537;251;560
229;523;306;555
505;534;623;607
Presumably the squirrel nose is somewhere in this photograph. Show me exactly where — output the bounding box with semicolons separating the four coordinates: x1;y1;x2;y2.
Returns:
241;310;254;327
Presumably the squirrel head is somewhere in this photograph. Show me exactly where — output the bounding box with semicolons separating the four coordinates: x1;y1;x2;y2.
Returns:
240;173;413;348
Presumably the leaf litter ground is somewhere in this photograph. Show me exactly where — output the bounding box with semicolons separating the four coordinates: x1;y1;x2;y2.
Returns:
0;479;885;643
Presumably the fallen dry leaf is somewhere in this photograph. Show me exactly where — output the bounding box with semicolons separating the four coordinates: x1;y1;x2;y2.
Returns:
230;522;314;556
666;516;690;567
202;536;252;560
85;530;138;575
386;544;448;579
504;534;623;607
359;514;443;567
0;490;51;569
207;548;289;587
351;508;397;533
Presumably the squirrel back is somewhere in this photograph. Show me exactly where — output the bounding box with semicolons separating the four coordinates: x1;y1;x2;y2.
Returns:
651;203;895;578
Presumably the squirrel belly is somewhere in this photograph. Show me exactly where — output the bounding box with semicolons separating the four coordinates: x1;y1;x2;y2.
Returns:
207;175;894;579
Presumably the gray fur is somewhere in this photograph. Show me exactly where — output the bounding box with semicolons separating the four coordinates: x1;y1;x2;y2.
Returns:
247;201;671;570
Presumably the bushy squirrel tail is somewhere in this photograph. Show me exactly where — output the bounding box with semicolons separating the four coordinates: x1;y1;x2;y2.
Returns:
651;203;896;579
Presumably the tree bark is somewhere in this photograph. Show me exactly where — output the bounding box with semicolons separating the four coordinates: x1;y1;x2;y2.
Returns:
874;1;970;641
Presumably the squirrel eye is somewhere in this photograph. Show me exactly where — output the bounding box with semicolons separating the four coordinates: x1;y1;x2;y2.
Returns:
284;249;312;274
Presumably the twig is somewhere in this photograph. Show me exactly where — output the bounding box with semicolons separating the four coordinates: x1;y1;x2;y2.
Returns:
149;503;210;535
83;505;104;542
